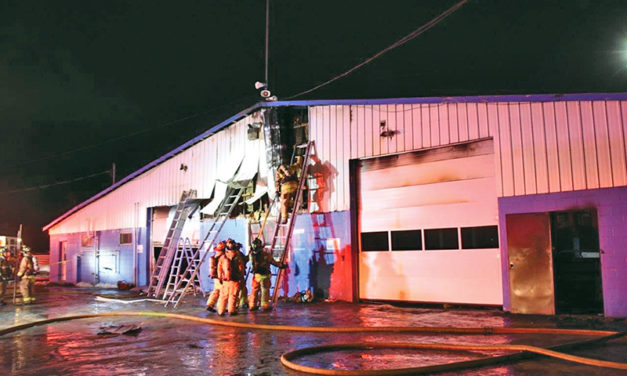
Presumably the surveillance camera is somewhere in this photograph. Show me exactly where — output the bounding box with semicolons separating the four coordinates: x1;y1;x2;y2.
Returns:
254;81;267;90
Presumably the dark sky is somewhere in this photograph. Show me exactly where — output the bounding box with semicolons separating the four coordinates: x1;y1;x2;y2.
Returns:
1;0;626;251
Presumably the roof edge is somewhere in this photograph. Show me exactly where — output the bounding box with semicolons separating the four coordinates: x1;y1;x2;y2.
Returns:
263;92;627;107
43;102;263;232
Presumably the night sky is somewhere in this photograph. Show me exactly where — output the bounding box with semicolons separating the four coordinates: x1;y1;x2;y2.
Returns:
1;0;626;252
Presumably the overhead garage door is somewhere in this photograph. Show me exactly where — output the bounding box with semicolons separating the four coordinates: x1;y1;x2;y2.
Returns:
358;139;503;305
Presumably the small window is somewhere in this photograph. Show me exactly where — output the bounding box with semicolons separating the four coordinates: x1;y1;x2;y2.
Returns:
119;233;133;245
391;230;422;251
425;228;458;250
461;226;499;249
361;231;389;252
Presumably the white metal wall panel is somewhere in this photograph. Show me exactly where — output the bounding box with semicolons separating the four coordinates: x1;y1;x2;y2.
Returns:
308;99;627;211
49;112;263;235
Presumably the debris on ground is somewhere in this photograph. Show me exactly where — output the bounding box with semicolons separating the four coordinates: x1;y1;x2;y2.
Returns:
97;323;143;336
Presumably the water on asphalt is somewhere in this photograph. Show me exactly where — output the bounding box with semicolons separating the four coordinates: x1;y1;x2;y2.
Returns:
0;286;625;376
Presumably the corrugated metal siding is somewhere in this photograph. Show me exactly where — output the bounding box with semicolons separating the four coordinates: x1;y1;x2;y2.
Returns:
49;112;262;235
309;100;627;211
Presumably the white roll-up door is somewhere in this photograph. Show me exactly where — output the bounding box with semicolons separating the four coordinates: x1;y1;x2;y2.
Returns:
358;139;503;305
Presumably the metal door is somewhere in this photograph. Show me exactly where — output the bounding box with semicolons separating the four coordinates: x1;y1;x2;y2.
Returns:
506;213;555;314
58;241;67;281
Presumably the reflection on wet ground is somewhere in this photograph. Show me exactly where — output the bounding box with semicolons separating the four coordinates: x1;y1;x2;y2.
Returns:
0;286;625;375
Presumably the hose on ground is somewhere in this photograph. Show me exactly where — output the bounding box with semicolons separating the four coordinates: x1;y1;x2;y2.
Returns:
0;311;625;375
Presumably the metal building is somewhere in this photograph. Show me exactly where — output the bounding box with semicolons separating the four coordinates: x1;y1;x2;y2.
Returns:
44;93;627;317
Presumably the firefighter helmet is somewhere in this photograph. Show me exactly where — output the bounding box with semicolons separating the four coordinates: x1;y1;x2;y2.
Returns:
214;241;226;252
251;238;263;251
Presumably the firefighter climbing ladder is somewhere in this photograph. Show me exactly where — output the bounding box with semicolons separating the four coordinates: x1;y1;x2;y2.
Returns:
162;237;199;300
165;184;247;308
269;141;314;310
146;190;199;298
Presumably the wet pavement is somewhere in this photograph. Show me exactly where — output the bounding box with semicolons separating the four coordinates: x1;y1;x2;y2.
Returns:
1;286;626;376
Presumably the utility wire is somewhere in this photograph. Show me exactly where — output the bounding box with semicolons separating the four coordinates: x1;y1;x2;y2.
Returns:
285;0;469;100
7;94;257;168
0;170;111;195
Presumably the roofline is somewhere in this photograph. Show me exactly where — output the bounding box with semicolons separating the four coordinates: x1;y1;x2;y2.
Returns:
43;102;264;231
264;92;627;107
43;91;627;231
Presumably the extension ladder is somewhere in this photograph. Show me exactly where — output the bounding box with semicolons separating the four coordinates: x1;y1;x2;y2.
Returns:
269;141;314;309
165;184;247;308
146;190;198;298
162;237;200;300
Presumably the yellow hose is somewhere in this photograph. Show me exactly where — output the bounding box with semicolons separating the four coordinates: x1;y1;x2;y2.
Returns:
0;310;625;374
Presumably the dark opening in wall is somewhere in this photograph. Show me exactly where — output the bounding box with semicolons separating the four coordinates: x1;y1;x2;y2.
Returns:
361;231;389;251
391;230;422;251
461;226;499;249
424;228;458;250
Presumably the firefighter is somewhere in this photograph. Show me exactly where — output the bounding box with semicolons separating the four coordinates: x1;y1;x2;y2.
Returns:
225;238;248;309
0;248;13;305
247;238;287;311
216;240;246;316
275;156;303;224
205;241;226;312
17;246;38;305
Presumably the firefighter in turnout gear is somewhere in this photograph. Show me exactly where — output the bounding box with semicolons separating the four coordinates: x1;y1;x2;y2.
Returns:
216;239;246;316
0;248;13;305
247;238;287;311
17;247;38;304
205;241;226;312
225;238;248;309
275;156;303;224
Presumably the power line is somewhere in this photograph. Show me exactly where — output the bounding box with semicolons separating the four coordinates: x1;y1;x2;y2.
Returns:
284;0;469;100
0;170;111;195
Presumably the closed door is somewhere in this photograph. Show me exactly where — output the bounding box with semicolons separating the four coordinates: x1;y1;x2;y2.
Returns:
506;213;555;314
58;241;67;281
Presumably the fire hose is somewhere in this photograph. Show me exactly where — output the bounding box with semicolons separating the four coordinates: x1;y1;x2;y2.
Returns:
0;311;625;374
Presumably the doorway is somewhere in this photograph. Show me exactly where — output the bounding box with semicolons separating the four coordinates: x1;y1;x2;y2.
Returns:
58;241;67;281
550;209;603;314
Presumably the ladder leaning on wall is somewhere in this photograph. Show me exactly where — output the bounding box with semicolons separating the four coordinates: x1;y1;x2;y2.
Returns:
162;237;200;300
269;141;314;310
145;189;199;298
165;183;247;308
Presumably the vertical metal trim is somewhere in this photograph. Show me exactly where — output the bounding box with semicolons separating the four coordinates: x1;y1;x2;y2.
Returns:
420;104;425;149
478;103;483;139
435;104;444;146
564;102;575;190
490;103;505;197
552;102;563;192
516;103;527;195
393;104;398;151
591;101;601;188
446;103;451;144
348;159;361;303
465;103;470;140
370;105;375;156
410;104;415;150
428;104;432;147
576;102;589;189
455;102;460;142
527;104;538;193
603;101;615;186
541;103;551;192
506;104;516;195
620;101;627;175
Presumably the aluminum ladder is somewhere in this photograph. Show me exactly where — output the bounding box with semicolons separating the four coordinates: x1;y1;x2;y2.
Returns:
146;189;198;298
269;141;314;309
165;184;247;308
162;237;199;300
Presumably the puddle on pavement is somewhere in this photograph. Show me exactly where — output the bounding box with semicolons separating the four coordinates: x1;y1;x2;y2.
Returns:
0;287;625;376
